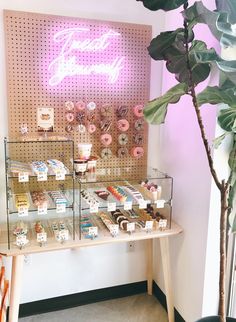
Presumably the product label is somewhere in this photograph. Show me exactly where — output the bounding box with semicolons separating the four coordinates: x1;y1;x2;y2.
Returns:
109;224;119;237
55;230;69;242
18;206;28;217
38;205;48;215
155;199;165;209
90;204;99;214
55;171;66;181
88;226;98;237
16;235;28;248
107;202;116;212
37;172;47;182
18;172;29;183
126;222;135;233
56;203;66;213
37;232;47;243
145;220;153;232
159;219;168;229
139;199;148;209
37;107;54;132
124;201;132;210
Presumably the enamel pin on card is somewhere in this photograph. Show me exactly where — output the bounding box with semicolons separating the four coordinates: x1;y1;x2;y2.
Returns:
37;107;54;132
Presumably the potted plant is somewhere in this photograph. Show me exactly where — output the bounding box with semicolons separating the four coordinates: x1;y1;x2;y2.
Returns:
136;0;236;321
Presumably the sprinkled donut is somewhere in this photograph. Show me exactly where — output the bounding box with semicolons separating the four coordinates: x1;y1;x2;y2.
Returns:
65;101;74;111
87;102;96;111
100;133;112;146
131;146;144;159
134;119;144;131
75;124;86;133
66;112;74;123
100;104;112;117
116;105;128;118
100;119;112;132
118;133;128;145
65;124;74;133
117;147;128;158
101;148;112;160
75;100;86;111
117;119;129;132
133;104;144;118
133;133;144;145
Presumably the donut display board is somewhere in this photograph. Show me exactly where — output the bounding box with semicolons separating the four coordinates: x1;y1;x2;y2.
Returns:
4;10;151;180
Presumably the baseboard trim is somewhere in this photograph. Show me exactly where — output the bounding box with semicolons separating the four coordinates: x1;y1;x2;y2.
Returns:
18;280;185;322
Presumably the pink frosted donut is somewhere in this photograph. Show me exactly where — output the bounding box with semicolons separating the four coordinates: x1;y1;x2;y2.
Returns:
88;124;96;134
66;112;74;123
131;146;144;159
117;119;129;132
133;104;144;117
100;133;112;146
76;101;86;111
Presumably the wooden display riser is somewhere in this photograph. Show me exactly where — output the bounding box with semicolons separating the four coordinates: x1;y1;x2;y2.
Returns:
0;221;182;322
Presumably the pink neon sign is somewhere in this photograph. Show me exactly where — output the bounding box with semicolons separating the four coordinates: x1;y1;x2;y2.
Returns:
48;28;125;86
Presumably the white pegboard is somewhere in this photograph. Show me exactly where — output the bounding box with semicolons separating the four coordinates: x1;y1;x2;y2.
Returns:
4;10;151;180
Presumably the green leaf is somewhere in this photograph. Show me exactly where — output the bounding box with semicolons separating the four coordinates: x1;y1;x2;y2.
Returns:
213;133;228;149
216;0;236;24
218;108;236;132
143;83;188;124
136;0;188;11
184;1;236;48
197;86;236;108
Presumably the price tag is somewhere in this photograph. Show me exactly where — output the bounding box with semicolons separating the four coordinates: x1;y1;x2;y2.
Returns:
124;201;132;210
37;172;47;182
37;232;47;243
107;202;116;212
109;224;119;237
38;205;47;215
55;171;65;181
88;226;98;237
145;220;153;232
56;203;66;213
55;229;69;242
139;199;148;209
90;203;99;214
159;219;168;229
18;172;29;183
16;235;28;248
155;199;165;208
126;222;135;233
18;207;28;217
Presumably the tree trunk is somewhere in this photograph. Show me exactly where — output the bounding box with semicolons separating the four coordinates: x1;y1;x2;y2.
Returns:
218;184;229;322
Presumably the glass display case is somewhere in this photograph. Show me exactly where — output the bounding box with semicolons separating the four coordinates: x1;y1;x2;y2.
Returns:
3;136;75;250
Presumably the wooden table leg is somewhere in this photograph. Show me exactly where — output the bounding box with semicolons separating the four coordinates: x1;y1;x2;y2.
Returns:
146;239;153;295
9;255;24;322
160;237;175;322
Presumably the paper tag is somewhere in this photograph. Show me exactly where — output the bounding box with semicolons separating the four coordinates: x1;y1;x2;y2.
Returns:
56;203;66;213
16;235;28;247
90;203;99;214
145;221;153;231
18;206;28;217
18;172;29;182
139;199;148;209
37;232;47;243
38;205;47;215
155;199;165;208
124;201;132;210
88;226;98;237
107;202;116;212
56;229;69;242
109;224;119;237
159;219;168;229
126;222;135;232
37;172;47;182
56;171;65;181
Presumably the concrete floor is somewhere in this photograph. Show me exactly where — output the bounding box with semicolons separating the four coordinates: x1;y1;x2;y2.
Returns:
19;294;168;322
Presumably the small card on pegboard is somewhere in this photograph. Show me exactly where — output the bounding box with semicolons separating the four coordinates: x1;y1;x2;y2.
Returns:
37;107;54;132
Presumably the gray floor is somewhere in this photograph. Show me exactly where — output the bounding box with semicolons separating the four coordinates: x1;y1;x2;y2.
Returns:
19;294;168;322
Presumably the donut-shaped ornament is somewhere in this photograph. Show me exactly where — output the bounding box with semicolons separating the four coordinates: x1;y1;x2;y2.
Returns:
101;148;112;160
133;104;144;118
87;124;96;134
117;147;128;158
133;133;144;145
66;112;74;123
100;133;112;146
100;104;112;118
131;146;144;159
76;124;86;133
134;118;144;131
65;124;74;133
76;100;86;111
116;105;128;118
100;119;112;132
65;101;74;111
117;119;129;132
118;133;128;145
87;102;96;111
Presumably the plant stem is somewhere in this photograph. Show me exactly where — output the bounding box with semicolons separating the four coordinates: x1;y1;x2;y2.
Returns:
183;3;229;321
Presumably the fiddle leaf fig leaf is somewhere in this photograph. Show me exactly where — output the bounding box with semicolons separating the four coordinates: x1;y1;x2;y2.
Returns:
197;86;236;108
143;83;188;124
218;108;236;132
136;0;188;11
229;143;236;171
184;1;236;48
213;133;228;149
216;0;236;24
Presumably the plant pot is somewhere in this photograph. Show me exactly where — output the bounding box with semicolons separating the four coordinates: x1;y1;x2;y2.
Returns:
196;316;236;322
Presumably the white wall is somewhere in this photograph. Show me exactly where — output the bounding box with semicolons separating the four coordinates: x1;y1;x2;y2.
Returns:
0;0;166;304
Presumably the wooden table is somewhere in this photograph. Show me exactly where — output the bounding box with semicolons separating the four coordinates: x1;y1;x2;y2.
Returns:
0;222;182;322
